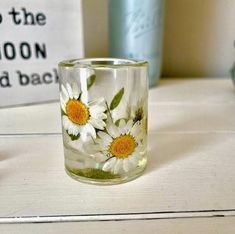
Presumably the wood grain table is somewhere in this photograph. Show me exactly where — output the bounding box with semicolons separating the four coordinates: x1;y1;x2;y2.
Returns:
0;79;235;233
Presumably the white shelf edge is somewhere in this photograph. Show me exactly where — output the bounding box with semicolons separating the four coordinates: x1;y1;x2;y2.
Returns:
1;210;235;224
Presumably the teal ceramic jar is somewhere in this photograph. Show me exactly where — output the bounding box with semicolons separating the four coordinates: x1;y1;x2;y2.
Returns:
109;0;164;87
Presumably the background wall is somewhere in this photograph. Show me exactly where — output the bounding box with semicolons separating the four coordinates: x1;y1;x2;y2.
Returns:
83;0;235;78
83;0;108;57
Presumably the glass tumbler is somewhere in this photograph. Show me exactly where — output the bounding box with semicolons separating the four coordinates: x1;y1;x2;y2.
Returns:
58;58;148;185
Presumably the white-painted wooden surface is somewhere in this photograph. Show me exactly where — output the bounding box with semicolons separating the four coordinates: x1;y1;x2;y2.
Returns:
1;133;235;217
0;79;235;233
1;217;235;234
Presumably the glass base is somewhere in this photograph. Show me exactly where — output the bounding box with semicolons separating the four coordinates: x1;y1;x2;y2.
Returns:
65;163;147;185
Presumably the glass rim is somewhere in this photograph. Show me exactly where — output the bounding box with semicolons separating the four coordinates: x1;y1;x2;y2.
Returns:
58;58;148;69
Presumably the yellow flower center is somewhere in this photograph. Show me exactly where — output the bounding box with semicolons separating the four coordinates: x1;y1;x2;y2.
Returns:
110;135;136;158
66;99;89;125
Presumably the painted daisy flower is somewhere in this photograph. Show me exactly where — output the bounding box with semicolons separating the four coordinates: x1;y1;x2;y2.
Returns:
60;82;107;141
95;119;145;174
131;99;148;133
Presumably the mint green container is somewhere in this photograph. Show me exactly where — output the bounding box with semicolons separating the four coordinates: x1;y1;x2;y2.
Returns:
109;0;164;87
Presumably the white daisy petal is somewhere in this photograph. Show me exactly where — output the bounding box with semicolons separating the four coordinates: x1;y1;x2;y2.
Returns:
68;124;76;135
107;123;119;138
118;119;126;134
62;116;82;136
123;158;131;172
113;159;123;174
89;118;106;130
103;157;117;172
89;97;106;107
130;122;141;136
89;105;106;116
67;128;73;135
72;126;79;136
60;92;67;104
89;118;102;129
68;123;76;134
62;115;70;130
70;123;78;135
61;95;69;105
74;127;81;136
96;119;106;130
61;104;66;113
80;130;87;142
95;113;107;120
79;124;94;140
125;119;133;133
81;92;88;105
119;119;126;128
85;123;96;139
72;82;80;99
66;83;74;99
98;131;113;145
95;138;110;149
60;92;65;103
61;84;69;101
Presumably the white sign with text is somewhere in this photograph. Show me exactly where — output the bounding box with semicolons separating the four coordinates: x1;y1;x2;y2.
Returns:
0;0;84;107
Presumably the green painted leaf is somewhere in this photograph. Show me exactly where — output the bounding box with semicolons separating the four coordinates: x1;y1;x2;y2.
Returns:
87;74;96;89
66;130;80;141
67;167;120;179
115;119;121;126
110;87;124;111
61;109;66;116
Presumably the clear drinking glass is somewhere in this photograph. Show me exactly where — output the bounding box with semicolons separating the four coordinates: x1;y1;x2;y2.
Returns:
58;58;148;185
